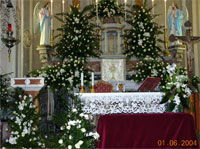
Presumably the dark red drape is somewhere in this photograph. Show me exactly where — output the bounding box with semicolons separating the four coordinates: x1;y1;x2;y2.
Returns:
97;113;200;148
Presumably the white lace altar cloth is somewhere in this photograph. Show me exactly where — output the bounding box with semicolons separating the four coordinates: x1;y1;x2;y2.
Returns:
77;92;165;114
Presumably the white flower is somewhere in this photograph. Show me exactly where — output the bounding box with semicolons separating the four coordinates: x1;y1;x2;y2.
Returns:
68;145;72;149
144;32;150;37
81;128;86;133
60;126;64;130
18;104;24;110
72;108;77;113
84;114;89;120
174;95;180;105
69;135;72;140
9;137;17;144
75;140;83;149
79;113;84;117
67;126;71;130
58;139;63;144
138;39;143;46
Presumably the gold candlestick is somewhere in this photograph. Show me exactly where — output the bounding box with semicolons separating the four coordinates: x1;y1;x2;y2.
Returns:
118;83;124;92
91;85;95;93
164;28;171;56
80;86;84;93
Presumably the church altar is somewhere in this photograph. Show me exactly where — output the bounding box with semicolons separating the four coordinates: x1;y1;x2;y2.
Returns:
77;92;165;114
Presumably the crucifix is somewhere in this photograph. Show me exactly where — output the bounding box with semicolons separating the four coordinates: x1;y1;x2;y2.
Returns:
169;21;200;85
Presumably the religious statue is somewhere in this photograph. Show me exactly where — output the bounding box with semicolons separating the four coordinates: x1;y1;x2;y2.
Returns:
168;2;183;36
34;1;51;46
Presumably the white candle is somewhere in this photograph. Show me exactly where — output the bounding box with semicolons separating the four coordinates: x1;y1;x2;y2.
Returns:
125;0;127;21
152;0;154;15
62;0;65;13
62;0;65;21
96;0;98;25
92;72;94;86
164;0;167;28
81;73;84;86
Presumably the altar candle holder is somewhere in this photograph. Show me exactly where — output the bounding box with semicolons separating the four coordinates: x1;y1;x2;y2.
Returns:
91;85;95;93
80;86;85;93
118;83;124;92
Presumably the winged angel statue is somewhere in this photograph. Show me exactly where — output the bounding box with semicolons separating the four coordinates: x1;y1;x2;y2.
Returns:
34;1;51;46
168;2;188;36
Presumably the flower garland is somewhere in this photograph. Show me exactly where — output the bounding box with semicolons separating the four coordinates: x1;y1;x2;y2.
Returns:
4;90;45;148
97;0;122;18
123;4;163;59
160;64;191;112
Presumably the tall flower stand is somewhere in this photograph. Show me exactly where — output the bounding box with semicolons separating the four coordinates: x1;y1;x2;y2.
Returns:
11;78;44;113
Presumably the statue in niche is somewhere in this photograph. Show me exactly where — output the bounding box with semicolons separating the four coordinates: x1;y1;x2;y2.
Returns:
108;34;114;55
168;1;188;36
34;1;51;46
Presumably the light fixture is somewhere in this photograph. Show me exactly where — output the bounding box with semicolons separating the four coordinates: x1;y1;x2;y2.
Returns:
1;23;19;62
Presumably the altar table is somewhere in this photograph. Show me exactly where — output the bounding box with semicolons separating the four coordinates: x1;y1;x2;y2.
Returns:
96;113;200;148
78;92;165;114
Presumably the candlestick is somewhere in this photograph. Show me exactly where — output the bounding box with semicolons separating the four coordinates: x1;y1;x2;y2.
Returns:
152;0;154;15
125;0;127;21
164;0;167;28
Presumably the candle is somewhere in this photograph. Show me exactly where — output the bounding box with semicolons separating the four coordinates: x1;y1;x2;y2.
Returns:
92;72;94;86
8;24;12;31
96;0;98;25
81;72;84;86
62;0;65;13
125;0;127;21
164;0;167;28
152;0;154;15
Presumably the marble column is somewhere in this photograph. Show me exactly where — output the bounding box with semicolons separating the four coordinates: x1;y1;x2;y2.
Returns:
105;31;108;54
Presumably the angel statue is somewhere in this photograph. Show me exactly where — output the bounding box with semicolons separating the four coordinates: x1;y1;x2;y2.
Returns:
168;1;188;36
34;1;51;46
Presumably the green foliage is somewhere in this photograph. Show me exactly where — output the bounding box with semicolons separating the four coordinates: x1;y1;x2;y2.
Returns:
97;0;122;18
4;88;45;148
46;92;99;148
55;5;100;62
123;4;163;59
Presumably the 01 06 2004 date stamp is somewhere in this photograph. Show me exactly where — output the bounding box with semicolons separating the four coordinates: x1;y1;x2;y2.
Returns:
157;139;198;147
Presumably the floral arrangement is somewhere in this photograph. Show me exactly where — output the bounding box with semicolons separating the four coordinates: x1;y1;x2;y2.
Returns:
51;94;99;148
55;5;100;62
160;64;192;112
4;89;45;148
132;58;166;83
0;73;14;120
123;2;163;59
97;0;122;18
28;60;90;92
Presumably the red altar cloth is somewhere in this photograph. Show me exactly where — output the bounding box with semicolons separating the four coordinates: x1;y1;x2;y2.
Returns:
97;113;199;148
